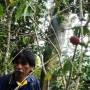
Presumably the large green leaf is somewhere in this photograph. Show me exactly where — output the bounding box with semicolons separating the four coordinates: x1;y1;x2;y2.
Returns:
0;4;4;17
74;26;90;36
62;60;72;74
45;72;52;81
83;26;90;35
15;3;26;20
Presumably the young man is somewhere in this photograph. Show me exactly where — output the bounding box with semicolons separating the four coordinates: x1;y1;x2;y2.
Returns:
0;48;41;90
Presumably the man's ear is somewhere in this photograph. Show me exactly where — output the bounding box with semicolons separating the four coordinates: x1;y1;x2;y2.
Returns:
30;66;34;72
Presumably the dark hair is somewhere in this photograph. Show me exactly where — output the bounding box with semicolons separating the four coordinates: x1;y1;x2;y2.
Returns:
12;48;35;67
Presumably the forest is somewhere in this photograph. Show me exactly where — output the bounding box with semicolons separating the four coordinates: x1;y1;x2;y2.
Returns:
0;0;90;90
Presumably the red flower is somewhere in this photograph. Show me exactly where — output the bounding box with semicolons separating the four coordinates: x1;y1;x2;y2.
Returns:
70;36;80;45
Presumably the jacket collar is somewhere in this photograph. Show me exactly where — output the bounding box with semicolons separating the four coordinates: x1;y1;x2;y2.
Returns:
9;73;35;85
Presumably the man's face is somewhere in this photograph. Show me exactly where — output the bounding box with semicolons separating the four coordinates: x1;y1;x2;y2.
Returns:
13;59;33;81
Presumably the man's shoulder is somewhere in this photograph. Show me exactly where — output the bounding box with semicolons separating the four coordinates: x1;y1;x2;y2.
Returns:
27;75;39;83
0;74;11;84
27;75;41;90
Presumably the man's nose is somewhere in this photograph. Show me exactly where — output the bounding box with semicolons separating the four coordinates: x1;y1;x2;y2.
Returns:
16;63;23;69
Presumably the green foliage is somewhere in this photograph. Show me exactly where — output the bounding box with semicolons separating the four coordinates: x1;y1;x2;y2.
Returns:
45;72;52;81
15;0;45;22
0;4;4;17
74;26;90;36
57;15;65;23
43;43;53;62
18;36;31;47
50;49;90;90
50;67;64;90
0;0;45;76
0;0;90;90
33;67;41;79
0;23;7;49
15;3;26;21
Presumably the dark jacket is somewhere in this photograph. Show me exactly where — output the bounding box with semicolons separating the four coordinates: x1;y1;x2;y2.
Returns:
0;74;41;90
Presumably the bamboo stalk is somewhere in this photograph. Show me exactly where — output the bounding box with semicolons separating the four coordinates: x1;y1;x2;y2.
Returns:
4;7;16;74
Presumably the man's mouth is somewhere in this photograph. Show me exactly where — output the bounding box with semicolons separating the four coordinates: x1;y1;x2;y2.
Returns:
15;70;23;74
